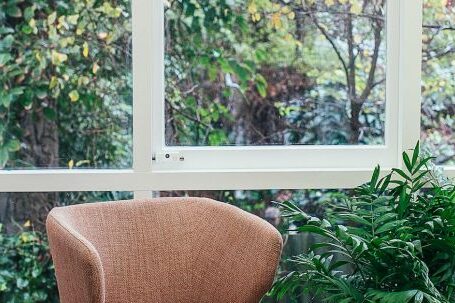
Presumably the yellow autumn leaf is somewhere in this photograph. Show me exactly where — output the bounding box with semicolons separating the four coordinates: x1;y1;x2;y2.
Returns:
83;42;89;58
105;33;114;44
57;16;67;30
67;14;79;25
288;11;295;20
51;50;68;65
247;2;257;14
351;2;362;14
271;13;282;29
92;62;100;74
23;220;31;228
35;52;42;62
47;11;57;25
69;90;79;102
325;0;335;6
49;76;59;89
29;18;36;28
68;159;74;169
76;160;91;167
78;76;90;86
20;233;30;243
113;7;122;18
252;12;261;22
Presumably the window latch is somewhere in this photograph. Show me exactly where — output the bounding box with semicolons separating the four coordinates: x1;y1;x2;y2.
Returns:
153;152;185;163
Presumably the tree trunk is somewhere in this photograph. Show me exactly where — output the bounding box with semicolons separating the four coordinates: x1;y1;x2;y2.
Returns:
0;101;60;232
350;101;362;144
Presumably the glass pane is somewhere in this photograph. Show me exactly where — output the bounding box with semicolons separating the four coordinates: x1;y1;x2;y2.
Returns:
165;0;387;146
422;0;455;165
0;1;132;169
0;191;132;302
1;189;340;303
158;189;345;224
0;191;133;231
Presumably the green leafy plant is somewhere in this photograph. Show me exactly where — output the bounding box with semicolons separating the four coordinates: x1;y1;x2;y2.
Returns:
0;224;58;303
271;142;455;303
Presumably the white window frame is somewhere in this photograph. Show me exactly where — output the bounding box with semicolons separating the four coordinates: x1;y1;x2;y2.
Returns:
153;0;400;172
0;0;453;196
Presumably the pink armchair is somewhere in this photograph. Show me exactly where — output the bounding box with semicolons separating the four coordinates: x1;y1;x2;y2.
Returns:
47;198;283;303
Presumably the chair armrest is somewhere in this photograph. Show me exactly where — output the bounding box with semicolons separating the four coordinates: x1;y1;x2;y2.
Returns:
46;212;105;303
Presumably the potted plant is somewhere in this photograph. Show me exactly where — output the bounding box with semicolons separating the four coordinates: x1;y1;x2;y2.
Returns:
271;142;455;303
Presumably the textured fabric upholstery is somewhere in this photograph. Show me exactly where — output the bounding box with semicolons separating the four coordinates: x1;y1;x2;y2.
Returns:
47;198;283;303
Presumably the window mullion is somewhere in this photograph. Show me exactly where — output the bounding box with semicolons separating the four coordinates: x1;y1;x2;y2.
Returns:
133;0;154;174
397;0;423;159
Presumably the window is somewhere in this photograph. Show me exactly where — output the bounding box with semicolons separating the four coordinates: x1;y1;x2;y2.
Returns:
0;1;132;170
421;0;455;165
0;187;337;303
154;0;400;172
0;0;453;195
164;0;387;147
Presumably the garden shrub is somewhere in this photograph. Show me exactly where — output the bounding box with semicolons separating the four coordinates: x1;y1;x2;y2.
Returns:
0;224;58;303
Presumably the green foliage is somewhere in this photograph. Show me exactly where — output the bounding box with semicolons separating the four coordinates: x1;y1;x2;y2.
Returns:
165;0;389;146
421;0;455;165
0;0;453;299
271;142;455;303
0;224;57;303
0;0;132;169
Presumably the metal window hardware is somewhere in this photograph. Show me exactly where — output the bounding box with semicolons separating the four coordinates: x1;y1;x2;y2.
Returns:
153;152;185;163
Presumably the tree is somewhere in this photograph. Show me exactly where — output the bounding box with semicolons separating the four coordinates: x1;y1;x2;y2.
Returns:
0;0;132;228
422;0;455;165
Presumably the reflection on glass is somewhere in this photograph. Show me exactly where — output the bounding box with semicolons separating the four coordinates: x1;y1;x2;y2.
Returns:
165;0;387;146
422;0;455;165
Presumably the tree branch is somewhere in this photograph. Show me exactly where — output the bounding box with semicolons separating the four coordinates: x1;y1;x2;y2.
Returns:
302;1;350;86
359;17;383;103
423;25;455;31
